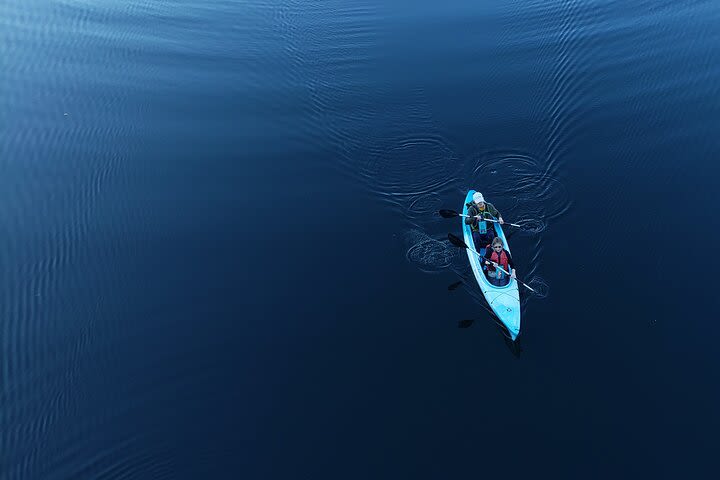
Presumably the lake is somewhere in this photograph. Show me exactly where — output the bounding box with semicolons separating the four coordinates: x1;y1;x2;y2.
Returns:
2;0;719;478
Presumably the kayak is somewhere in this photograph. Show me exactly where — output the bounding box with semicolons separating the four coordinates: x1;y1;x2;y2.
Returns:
462;190;521;339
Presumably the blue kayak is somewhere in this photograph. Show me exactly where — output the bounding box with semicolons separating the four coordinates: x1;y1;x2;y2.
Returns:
462;190;521;339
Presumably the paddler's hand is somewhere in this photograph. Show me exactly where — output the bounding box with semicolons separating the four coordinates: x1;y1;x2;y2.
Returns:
499;217;504;225
511;270;516;279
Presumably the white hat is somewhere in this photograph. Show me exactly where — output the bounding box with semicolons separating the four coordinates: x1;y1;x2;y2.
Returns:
473;192;485;203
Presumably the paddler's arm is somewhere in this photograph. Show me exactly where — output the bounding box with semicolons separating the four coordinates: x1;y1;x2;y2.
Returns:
486;202;503;224
464;206;478;226
492;203;505;225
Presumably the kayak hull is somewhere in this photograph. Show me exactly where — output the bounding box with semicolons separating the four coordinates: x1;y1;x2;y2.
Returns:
462;190;521;339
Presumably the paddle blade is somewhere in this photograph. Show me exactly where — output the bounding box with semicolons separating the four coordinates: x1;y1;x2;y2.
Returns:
447;233;468;249
438;209;459;219
447;280;462;291
458;319;474;328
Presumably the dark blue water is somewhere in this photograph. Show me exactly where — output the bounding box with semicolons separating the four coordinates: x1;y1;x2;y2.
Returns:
3;0;720;478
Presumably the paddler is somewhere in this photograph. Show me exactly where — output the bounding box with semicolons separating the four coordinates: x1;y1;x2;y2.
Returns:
464;192;505;251
484;237;516;286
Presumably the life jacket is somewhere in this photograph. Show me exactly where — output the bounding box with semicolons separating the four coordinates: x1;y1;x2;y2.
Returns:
486;245;509;279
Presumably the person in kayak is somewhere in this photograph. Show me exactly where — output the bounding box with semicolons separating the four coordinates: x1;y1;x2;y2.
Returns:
484;237;516;286
464;192;505;251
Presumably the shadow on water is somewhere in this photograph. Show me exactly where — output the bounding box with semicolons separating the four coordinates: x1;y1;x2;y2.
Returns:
449;277;523;356
457;319;474;328
456;313;523;357
504;336;523;358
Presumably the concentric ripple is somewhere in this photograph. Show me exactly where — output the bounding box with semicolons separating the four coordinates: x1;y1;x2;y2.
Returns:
366;135;461;201
471;150;572;226
404;229;459;273
525;276;551;299
408;192;443;218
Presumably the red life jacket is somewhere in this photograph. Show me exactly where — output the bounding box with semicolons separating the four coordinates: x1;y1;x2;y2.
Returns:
485;244;509;273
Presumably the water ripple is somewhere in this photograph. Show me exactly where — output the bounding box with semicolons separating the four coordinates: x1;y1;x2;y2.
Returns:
365;135;460;200
472;150;572;225
524;276;551;301
404;229;459;273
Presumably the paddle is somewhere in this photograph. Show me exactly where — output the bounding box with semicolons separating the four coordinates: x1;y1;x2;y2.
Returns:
438;209;523;228
446;233;537;293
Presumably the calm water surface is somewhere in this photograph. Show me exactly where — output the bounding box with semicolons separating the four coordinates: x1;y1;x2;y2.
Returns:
2;0;720;478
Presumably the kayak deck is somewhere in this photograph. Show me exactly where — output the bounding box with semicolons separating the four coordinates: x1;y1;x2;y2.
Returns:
462;190;521;339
